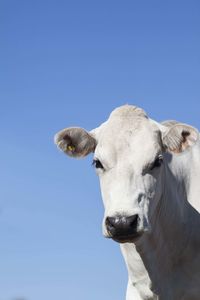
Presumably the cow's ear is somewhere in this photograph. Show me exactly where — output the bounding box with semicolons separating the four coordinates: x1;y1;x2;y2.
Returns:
54;127;96;158
162;123;199;154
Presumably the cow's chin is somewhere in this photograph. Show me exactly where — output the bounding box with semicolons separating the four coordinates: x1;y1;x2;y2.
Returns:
110;232;143;244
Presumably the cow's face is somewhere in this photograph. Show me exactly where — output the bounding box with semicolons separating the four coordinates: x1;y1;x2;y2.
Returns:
92;110;165;242
55;105;198;243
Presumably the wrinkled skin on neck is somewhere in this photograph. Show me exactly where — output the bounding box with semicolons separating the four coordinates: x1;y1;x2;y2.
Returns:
133;144;200;299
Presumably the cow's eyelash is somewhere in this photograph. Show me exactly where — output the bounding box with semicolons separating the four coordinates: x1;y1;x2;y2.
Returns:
149;154;163;170
143;154;163;174
92;159;104;170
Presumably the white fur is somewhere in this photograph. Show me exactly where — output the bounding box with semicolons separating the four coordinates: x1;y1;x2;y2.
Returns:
55;105;200;299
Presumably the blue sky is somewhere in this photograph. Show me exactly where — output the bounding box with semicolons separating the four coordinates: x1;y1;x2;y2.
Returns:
0;1;200;299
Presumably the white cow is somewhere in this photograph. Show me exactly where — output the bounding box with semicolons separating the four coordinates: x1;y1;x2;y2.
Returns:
55;105;200;300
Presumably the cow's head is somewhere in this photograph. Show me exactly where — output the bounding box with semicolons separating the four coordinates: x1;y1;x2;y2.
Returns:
55;105;198;243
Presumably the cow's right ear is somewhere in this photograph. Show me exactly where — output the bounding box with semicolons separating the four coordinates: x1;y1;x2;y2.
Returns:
54;127;96;158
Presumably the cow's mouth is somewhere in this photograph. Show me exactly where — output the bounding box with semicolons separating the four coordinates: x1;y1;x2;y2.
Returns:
110;232;142;243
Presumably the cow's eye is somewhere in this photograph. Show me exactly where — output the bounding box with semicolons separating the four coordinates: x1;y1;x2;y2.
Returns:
92;159;104;169
150;155;163;170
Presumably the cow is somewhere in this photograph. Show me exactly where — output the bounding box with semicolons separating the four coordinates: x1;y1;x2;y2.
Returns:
54;105;200;300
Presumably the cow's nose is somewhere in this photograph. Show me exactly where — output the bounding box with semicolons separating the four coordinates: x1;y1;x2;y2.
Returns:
105;215;139;237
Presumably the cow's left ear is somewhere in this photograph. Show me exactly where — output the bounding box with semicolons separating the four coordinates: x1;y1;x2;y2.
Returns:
162;123;199;154
54;127;96;158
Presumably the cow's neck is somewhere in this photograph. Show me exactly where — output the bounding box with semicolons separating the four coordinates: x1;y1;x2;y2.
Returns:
136;160;200;296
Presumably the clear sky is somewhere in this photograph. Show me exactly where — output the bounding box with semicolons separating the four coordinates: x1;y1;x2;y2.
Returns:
0;1;200;299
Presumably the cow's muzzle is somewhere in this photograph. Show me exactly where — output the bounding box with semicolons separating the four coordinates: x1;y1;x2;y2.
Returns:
105;214;142;243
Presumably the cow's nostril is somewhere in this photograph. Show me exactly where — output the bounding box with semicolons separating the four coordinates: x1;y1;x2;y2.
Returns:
128;215;138;228
106;217;117;230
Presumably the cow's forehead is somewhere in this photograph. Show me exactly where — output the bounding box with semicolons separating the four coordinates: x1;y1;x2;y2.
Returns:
97;105;149;139
95;105;162;164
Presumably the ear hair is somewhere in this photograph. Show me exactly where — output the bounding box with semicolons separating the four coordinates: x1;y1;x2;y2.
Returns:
162;123;199;153
54;127;96;158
